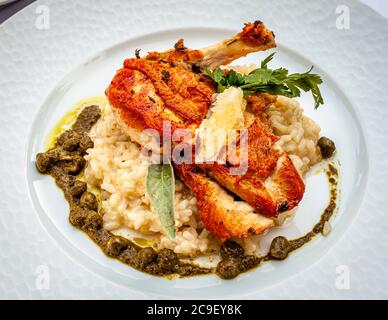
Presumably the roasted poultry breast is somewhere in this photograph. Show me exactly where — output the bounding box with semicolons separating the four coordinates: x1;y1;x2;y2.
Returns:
106;22;305;241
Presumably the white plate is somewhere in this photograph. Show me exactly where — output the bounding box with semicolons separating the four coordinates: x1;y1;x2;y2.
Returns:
1;0;388;299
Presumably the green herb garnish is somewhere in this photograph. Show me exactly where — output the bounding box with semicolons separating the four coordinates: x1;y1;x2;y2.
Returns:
202;53;324;108
146;162;176;239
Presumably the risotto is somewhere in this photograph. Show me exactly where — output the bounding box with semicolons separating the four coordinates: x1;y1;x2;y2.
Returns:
84;101;219;257
83;90;322;258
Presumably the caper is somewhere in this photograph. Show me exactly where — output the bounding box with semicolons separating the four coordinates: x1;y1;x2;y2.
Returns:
104;237;129;257
318;137;336;159
80;192;98;211
216;257;241;280
269;236;291;260
220;240;244;260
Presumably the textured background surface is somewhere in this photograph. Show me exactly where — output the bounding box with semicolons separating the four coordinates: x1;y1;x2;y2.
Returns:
1;0;387;23
0;0;388;299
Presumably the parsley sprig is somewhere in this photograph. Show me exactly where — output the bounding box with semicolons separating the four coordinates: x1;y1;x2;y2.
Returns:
202;53;324;108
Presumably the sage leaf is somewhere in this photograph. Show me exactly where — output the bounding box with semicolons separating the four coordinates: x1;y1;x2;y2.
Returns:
146;163;176;239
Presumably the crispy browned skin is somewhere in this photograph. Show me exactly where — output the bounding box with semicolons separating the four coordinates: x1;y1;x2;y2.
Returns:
107;59;214;134
199;117;305;217
146;39;204;71
106;21;305;239
175;164;274;241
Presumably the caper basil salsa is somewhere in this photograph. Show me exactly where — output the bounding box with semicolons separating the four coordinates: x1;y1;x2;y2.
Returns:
35;105;338;280
35;105;210;278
